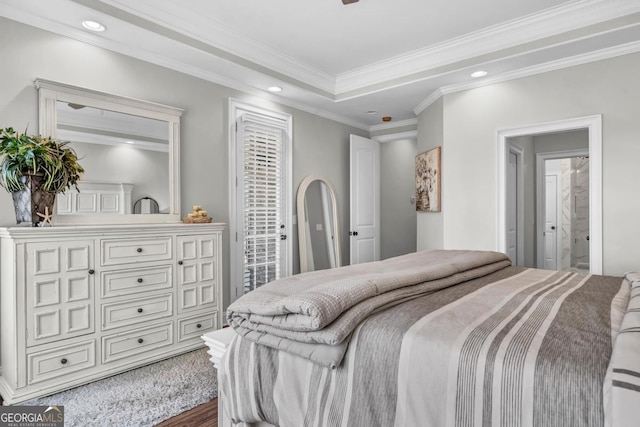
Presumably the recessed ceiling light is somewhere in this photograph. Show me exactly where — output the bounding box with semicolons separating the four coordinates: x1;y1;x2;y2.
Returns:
267;86;283;92
82;20;106;32
367;110;377;115
470;70;488;78
125;141;135;144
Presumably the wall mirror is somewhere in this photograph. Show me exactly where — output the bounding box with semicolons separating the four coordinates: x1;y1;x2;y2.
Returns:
36;79;182;224
297;175;341;273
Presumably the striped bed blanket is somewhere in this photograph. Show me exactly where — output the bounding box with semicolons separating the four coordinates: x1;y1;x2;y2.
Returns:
222;250;636;427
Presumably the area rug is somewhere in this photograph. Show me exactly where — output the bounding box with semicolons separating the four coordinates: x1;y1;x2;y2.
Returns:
20;348;217;426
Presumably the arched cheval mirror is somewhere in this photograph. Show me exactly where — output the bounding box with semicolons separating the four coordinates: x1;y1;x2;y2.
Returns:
297;175;341;273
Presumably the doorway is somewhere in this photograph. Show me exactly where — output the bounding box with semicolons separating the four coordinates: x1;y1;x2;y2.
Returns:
228;99;293;302
537;154;590;272
496;115;602;274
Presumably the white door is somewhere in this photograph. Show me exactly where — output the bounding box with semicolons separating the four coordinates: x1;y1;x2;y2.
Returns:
543;174;561;270
506;151;518;264
229;104;292;301
542;159;562;270
237;119;288;293
349;134;380;264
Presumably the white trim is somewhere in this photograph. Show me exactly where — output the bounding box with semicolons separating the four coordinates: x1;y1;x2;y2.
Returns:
16;0;635;98
105;0;640;95
6;1;640;100
373;130;418;144
414;39;640;115
1;6;370;132
369;118;418;132
413;89;444;116
228;99;293;303
100;0;336;93
335;0;640;93
5;2;640;131
507;143;525;267
496;115;602;274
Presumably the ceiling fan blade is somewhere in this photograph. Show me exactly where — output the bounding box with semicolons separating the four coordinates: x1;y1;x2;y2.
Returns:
342;0;359;4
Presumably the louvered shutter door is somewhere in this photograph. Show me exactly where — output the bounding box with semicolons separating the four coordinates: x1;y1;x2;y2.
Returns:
239;118;285;292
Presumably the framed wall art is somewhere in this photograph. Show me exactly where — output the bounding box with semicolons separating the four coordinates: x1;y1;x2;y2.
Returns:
415;146;441;212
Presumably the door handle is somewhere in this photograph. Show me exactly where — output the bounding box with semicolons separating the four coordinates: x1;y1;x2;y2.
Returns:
550;226;556;230
349;231;358;236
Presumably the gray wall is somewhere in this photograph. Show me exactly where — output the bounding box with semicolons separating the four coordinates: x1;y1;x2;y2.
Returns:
416;97;444;251
418;52;640;276
0;17;369;308
380;138;417;259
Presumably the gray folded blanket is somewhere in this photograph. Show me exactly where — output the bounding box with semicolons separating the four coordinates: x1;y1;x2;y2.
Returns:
227;250;511;367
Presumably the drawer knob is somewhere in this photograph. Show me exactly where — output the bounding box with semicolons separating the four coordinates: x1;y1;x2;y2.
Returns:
196;323;202;329
88;269;95;275
138;338;144;344
137;308;143;313
178;260;183;265
61;358;68;365
137;278;143;283
136;248;143;253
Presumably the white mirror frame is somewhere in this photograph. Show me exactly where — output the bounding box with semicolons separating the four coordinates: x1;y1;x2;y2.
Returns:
297;174;341;273
35;78;183;224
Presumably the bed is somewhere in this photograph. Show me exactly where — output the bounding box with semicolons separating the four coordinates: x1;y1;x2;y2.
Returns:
204;250;640;427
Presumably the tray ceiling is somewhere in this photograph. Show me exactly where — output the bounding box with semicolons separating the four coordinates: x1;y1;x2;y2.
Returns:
2;0;640;129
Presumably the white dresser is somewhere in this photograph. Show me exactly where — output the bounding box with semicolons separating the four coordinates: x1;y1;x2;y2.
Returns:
0;223;224;404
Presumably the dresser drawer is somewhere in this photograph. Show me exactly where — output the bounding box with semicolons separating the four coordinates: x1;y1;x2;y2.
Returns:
103;322;173;364
178;313;218;342
101;237;172;266
102;294;173;331
27;340;96;385
101;265;173;298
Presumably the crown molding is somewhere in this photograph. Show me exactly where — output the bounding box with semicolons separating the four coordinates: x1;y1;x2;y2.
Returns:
4;0;639;133
413;38;640;115
369;118;418;132
335;0;640;94
373;130;418;144
413;89;444;116
0;7;370;132
59;0;640;99
99;0;337;93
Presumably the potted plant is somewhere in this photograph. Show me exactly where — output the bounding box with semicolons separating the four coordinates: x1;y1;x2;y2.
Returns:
0;127;84;226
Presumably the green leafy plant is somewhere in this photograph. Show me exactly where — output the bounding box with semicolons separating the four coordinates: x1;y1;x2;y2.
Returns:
0;127;84;193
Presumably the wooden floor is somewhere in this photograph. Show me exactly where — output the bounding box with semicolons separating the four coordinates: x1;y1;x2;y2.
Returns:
156;398;218;427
